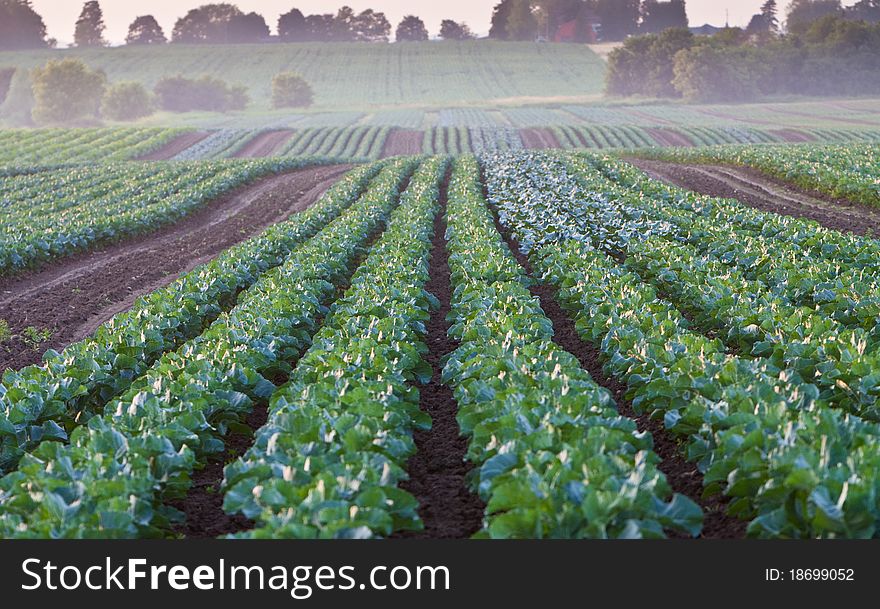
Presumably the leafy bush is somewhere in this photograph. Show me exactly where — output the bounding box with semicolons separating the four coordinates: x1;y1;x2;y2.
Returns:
270;71;314;109
101;82;154;121
154;75;248;113
31;58;106;125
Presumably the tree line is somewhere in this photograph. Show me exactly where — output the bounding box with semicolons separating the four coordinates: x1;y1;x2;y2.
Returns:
0;1;476;50
607;2;880;102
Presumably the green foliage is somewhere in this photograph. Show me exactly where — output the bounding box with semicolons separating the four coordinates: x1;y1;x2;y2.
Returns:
154;75;248;113
0;0;50;50
606;28;693;97
395;15;429;41
30;58;106;125
125;15;166;45
270;72;313;109
672;44;767;102
73;1;107;48
101;82;154;121
0;67;14;105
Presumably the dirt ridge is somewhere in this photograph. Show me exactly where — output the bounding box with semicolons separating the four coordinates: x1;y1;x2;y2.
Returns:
397;169;486;539
232;130;296;158
136;132;210;161
0;165;351;373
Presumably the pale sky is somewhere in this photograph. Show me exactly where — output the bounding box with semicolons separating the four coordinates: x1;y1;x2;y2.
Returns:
31;1;861;45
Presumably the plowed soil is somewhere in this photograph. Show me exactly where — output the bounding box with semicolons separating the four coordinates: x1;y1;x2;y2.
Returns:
628;158;880;236
0;164;351;373
770;129;815;143
521;128;561;150
232;130;295;158
382;129;424;157
645;128;693;147
397;170;486;539
136;132;210;160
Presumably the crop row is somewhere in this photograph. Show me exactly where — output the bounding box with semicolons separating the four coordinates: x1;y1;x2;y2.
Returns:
442;156;701;538
171;130;258;160
276;127;389;160
0;161;385;474
636;143;880;207
223;157;445;538
0;159;418;537
0;158;328;275
483;151;880;537
0;128;186;166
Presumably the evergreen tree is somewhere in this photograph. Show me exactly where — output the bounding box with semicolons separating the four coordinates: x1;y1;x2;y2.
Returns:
74;1;107;48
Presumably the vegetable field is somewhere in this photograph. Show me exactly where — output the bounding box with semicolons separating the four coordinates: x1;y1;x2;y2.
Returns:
2;140;880;539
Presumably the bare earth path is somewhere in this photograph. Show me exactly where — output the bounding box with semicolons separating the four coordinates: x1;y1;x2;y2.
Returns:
136;131;210;160
382;129;423;157
627;158;880;236
232;130;295;158
520;128;561;150
0;164;351;372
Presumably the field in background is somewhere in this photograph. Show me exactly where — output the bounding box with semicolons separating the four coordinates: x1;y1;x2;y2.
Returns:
0;41;606;124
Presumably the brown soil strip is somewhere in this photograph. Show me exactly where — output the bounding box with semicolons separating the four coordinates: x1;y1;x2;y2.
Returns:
173;170;418;539
644;128;693;147
0;164;352;373
769;128;815;143
136;132;210;160
382;129;424;157
232;130;295;158
398;169;485;539
627;158;880;237
491;206;746;539
520;128;561;150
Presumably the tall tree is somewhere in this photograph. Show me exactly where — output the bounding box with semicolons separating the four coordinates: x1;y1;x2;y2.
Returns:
74;1;107;47
227;11;269;43
395;15;429;41
125;15;167;45
303;14;336;41
278;8;307;41
640;0;689;34
786;0;843;34
762;0;780;31
490;0;513;39
847;0;880;22
351;9;391;42
594;0;640;40
506;0;538;40
439;20;475;40
172;3;243;44
0;0;50;50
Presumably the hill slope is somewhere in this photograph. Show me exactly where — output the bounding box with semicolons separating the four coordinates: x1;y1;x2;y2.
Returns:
0;41;606;124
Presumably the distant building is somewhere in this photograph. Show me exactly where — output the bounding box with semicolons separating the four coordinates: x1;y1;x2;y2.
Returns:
554;11;601;43
690;23;723;36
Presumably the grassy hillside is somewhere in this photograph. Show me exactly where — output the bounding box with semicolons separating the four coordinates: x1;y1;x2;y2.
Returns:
0;41;605;125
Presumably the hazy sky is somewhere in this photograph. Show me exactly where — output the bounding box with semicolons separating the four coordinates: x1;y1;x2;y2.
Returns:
31;1;861;45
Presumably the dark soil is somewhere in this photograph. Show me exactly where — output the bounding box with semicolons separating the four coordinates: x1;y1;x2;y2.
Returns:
136;132;210;160
520;128;561;150
382;129;424;157
0;164;352;373
232;130;295;158
397;168;486;539
491;209;746;540
645;128;693;147
627;158;880;237
167;402;270;538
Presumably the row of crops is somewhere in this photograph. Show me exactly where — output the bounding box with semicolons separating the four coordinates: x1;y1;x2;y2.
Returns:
482;150;880;538
0;128;184;166
638;143;880;207
0;158;329;276
275;126;389;160
3;147;880;537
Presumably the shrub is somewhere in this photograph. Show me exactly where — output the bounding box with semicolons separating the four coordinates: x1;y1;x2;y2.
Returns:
101;82;154;121
154;75;249;113
31;58;106;125
271;72;313;109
